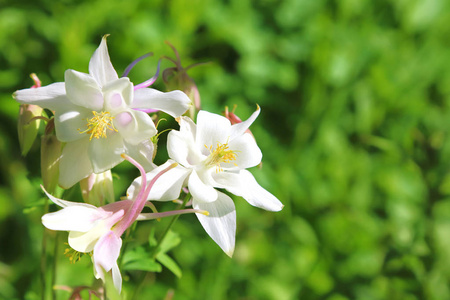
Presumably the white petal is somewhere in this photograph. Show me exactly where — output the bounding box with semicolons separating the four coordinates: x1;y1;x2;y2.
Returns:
188;170;218;203
193;192;236;257
88;133;125;173
167;128;203;168
42;206;108;232
13;82;70;111
65;70;104;111
127;161;190;201
89;36;119;87
111;262;122;293
132;88;191;118
225;133;262;170
124;140;156;172
229;106;260;140
223;170;283;212
59;139;93;188
41;185;97;208
196;111;231;156
54;107;92;142
103;77;134;110
114;110;156;145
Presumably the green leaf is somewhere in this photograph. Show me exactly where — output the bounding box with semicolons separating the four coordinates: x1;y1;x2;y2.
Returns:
156;253;182;278
122;259;162;272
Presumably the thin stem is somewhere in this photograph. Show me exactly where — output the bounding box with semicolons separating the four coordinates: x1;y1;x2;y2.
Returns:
151;193;191;259
51;232;59;300
40;196;49;300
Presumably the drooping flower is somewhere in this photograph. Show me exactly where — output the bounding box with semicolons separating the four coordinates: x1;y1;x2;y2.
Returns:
41;155;206;293
127;107;283;256
13;35;191;188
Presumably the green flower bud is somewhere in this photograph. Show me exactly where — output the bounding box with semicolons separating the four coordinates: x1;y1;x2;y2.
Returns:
18;104;43;156
41;129;62;194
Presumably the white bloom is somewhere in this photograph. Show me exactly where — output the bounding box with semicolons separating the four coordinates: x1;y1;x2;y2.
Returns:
127;107;283;256
13;35;191;188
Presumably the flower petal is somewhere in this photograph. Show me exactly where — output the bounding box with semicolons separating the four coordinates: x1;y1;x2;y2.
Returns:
94;231;122;274
54;106;92;142
13;82;70;111
41;185;97;208
188;170;218;203
68;210;123;253
229;105;260;140
114;110;156;145
196;111;232;156
193;192;236;257
132;88;191;118
88;132;125;173
124;140;156;172
167;128;203;168
42;206;108;232
65;69;104;111
59;139;93;188
89;35;119;87
224;133;262;170
103;77;134;110
219;170;283;212
111;262;123;293
127;161;190;201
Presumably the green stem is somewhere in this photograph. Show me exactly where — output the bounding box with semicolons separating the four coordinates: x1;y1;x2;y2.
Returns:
51;232;59;300
40;197;49;300
151;193;191;259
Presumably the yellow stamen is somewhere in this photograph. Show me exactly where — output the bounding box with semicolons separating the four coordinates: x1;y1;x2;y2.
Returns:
63;245;89;264
79;111;118;140
204;141;238;173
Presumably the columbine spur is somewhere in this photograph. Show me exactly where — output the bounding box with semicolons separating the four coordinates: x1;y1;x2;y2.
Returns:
13;35;191;188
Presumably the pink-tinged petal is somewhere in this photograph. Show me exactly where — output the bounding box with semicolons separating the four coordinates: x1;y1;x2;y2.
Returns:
88;133;125;173
114;110;156;145
196;111;232;156
89;35;119;87
13;82;69;111
68;210;124;252
132;88;191;118
127;161;190;201
94;231;122;274
103;77;134;110
59;139;93;188
221;170;283;212
188;170;218;203
224;133;262;170
229;106;260;141
193;192;236;257
54;107;92;142
42;206;109;232
65;70;104;111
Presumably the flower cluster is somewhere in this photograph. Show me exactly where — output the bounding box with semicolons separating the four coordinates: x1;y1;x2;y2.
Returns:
14;36;283;294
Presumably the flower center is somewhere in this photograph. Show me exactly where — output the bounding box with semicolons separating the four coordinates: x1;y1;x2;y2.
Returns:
204;142;237;172
64;244;90;264
79;111;118;140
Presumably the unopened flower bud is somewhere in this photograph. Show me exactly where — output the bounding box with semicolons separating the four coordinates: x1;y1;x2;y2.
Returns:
162;42;204;118
17;73;44;156
80;170;115;206
41;126;62;194
18;104;43;155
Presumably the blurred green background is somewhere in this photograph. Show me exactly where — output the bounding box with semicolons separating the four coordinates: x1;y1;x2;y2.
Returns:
2;0;450;299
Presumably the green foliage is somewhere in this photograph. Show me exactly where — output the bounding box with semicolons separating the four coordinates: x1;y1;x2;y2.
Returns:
2;0;450;299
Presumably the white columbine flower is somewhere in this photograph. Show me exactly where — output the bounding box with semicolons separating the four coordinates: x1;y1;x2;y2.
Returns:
13;35;191;188
127;107;283;256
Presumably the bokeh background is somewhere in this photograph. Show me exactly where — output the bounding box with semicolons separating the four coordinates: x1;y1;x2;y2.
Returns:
2;0;450;299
